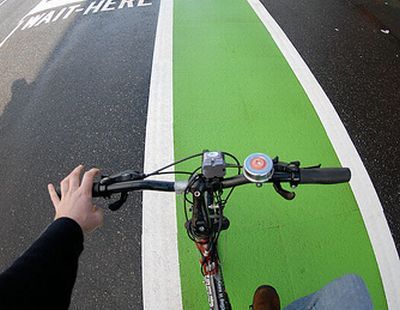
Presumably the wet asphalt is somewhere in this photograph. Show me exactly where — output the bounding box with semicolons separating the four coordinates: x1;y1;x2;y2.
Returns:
0;0;399;309
0;0;159;308
259;0;400;252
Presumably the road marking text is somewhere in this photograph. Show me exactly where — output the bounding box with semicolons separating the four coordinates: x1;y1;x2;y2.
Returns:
22;0;151;30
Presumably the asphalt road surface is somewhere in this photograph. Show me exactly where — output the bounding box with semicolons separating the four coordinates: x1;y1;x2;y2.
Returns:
0;0;399;309
0;0;159;308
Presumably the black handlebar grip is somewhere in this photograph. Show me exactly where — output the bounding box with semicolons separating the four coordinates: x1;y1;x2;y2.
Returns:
92;182;102;197
55;183;102;198
299;168;351;184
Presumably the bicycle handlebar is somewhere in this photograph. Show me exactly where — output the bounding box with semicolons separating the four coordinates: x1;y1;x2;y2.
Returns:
92;180;176;197
56;167;350;198
215;167;351;188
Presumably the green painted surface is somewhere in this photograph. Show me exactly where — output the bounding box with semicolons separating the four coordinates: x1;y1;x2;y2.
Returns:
173;0;386;308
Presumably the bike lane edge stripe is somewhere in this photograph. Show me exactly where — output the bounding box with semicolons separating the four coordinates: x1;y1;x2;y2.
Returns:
246;0;400;307
142;0;183;308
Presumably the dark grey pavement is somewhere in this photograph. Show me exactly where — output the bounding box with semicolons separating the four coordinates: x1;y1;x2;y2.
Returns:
0;1;159;308
259;0;400;251
351;0;400;39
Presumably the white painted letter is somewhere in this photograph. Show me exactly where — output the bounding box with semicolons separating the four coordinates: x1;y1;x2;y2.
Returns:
63;4;81;19
21;13;46;30
35;10;55;26
137;0;151;6
84;0;106;15
118;0;134;9
101;0;116;11
52;7;67;22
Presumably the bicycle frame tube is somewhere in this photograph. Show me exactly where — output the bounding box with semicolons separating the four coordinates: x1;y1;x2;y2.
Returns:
190;189;232;310
196;241;231;310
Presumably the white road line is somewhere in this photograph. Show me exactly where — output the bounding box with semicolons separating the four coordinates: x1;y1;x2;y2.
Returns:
0;19;24;49
247;0;400;308
142;0;182;309
0;0;9;7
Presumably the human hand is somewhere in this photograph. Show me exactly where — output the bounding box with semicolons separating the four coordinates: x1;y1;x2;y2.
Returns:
47;165;104;233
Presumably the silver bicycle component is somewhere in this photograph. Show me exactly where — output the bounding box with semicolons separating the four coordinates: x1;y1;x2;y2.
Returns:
243;153;274;183
174;180;188;194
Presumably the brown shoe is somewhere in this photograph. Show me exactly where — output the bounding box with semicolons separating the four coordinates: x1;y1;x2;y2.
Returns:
250;285;281;310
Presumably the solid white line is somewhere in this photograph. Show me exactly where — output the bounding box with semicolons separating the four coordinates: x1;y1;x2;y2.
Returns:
0;19;24;49
142;0;182;309
247;0;400;308
0;0;9;7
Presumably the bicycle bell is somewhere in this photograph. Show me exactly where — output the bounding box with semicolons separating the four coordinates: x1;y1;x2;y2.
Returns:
243;153;274;183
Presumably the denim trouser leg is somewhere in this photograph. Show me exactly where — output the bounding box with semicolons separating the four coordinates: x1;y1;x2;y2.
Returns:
283;274;373;310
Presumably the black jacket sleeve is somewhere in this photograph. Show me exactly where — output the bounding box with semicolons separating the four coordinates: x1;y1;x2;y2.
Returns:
0;217;84;310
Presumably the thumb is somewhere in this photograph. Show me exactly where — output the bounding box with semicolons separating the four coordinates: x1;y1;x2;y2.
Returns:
48;183;60;209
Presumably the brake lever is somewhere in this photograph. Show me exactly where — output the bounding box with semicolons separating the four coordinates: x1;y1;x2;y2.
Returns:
273;182;295;200
273;160;300;197
302;164;321;169
108;192;128;211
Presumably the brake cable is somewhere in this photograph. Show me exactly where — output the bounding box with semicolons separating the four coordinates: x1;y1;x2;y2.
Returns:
145;152;203;177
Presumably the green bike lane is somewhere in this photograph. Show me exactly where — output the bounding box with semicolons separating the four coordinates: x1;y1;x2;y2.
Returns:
172;0;385;308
